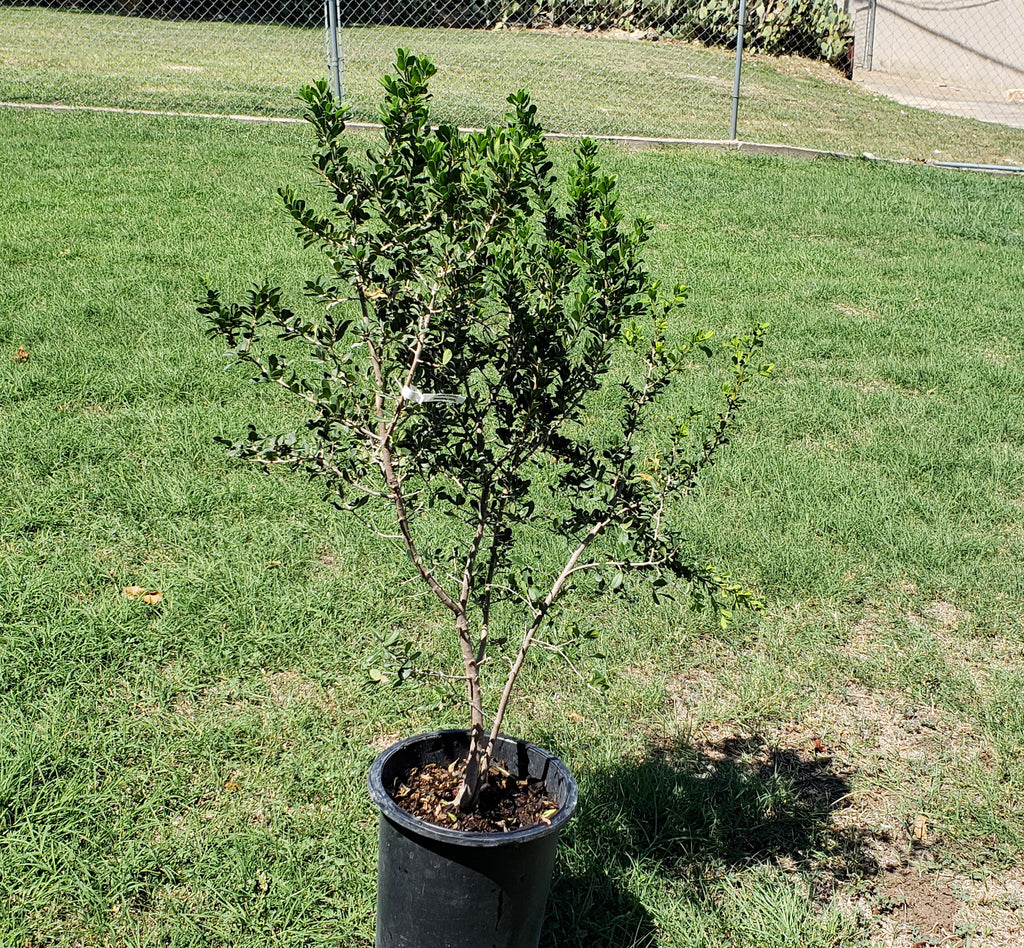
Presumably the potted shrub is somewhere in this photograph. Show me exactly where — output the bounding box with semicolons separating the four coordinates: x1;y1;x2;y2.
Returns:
201;49;770;948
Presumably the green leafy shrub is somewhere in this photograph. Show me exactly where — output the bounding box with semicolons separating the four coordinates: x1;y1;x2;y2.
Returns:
692;0;853;63
522;0;852;66
203;51;769;810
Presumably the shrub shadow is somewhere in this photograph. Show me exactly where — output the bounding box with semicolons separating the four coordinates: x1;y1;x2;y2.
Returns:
542;732;878;946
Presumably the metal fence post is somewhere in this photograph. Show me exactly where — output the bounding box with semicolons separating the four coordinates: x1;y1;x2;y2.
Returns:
325;0;344;100
864;0;876;71
729;0;748;140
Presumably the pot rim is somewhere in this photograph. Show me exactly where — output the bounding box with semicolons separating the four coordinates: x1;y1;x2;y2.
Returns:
367;729;578;847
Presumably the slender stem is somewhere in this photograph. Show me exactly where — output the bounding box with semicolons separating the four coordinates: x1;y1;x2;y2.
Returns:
483;514;613;762
457;480;491;725
451;481;493;810
366;331;461;617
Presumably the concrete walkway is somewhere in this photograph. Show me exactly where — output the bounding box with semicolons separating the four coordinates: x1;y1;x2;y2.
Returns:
855;69;1024;131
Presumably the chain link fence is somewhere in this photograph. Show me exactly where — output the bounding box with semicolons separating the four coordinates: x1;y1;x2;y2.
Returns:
2;0;1023;163
850;0;1024;133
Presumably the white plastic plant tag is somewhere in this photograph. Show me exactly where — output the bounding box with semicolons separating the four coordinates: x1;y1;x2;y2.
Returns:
401;384;466;406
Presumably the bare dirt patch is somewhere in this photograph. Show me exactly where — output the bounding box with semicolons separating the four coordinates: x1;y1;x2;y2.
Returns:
745;49;852;86
919;599;971;630
865;867;1024;948
664;660;735;720
258;667;339;710
980;345;1017;367
169;667;343;718
835;302;883;321
663;640;1021;946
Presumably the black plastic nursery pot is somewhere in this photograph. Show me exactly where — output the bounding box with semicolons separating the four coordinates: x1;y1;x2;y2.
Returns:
367;730;578;948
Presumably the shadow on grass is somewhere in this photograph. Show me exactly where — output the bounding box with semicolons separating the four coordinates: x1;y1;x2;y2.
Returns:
542;733;877;947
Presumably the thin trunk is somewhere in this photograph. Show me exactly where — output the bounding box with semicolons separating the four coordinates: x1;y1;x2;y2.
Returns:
470;513;617;790
453;484;491;811
456;722;487;811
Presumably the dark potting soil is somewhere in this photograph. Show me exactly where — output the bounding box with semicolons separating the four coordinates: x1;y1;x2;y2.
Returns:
390;759;559;833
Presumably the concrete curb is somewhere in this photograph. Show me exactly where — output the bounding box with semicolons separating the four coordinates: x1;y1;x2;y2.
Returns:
3;100;1023;174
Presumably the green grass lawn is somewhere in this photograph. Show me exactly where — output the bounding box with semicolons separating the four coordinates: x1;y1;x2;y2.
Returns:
1;102;1023;946
3;6;1024;164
